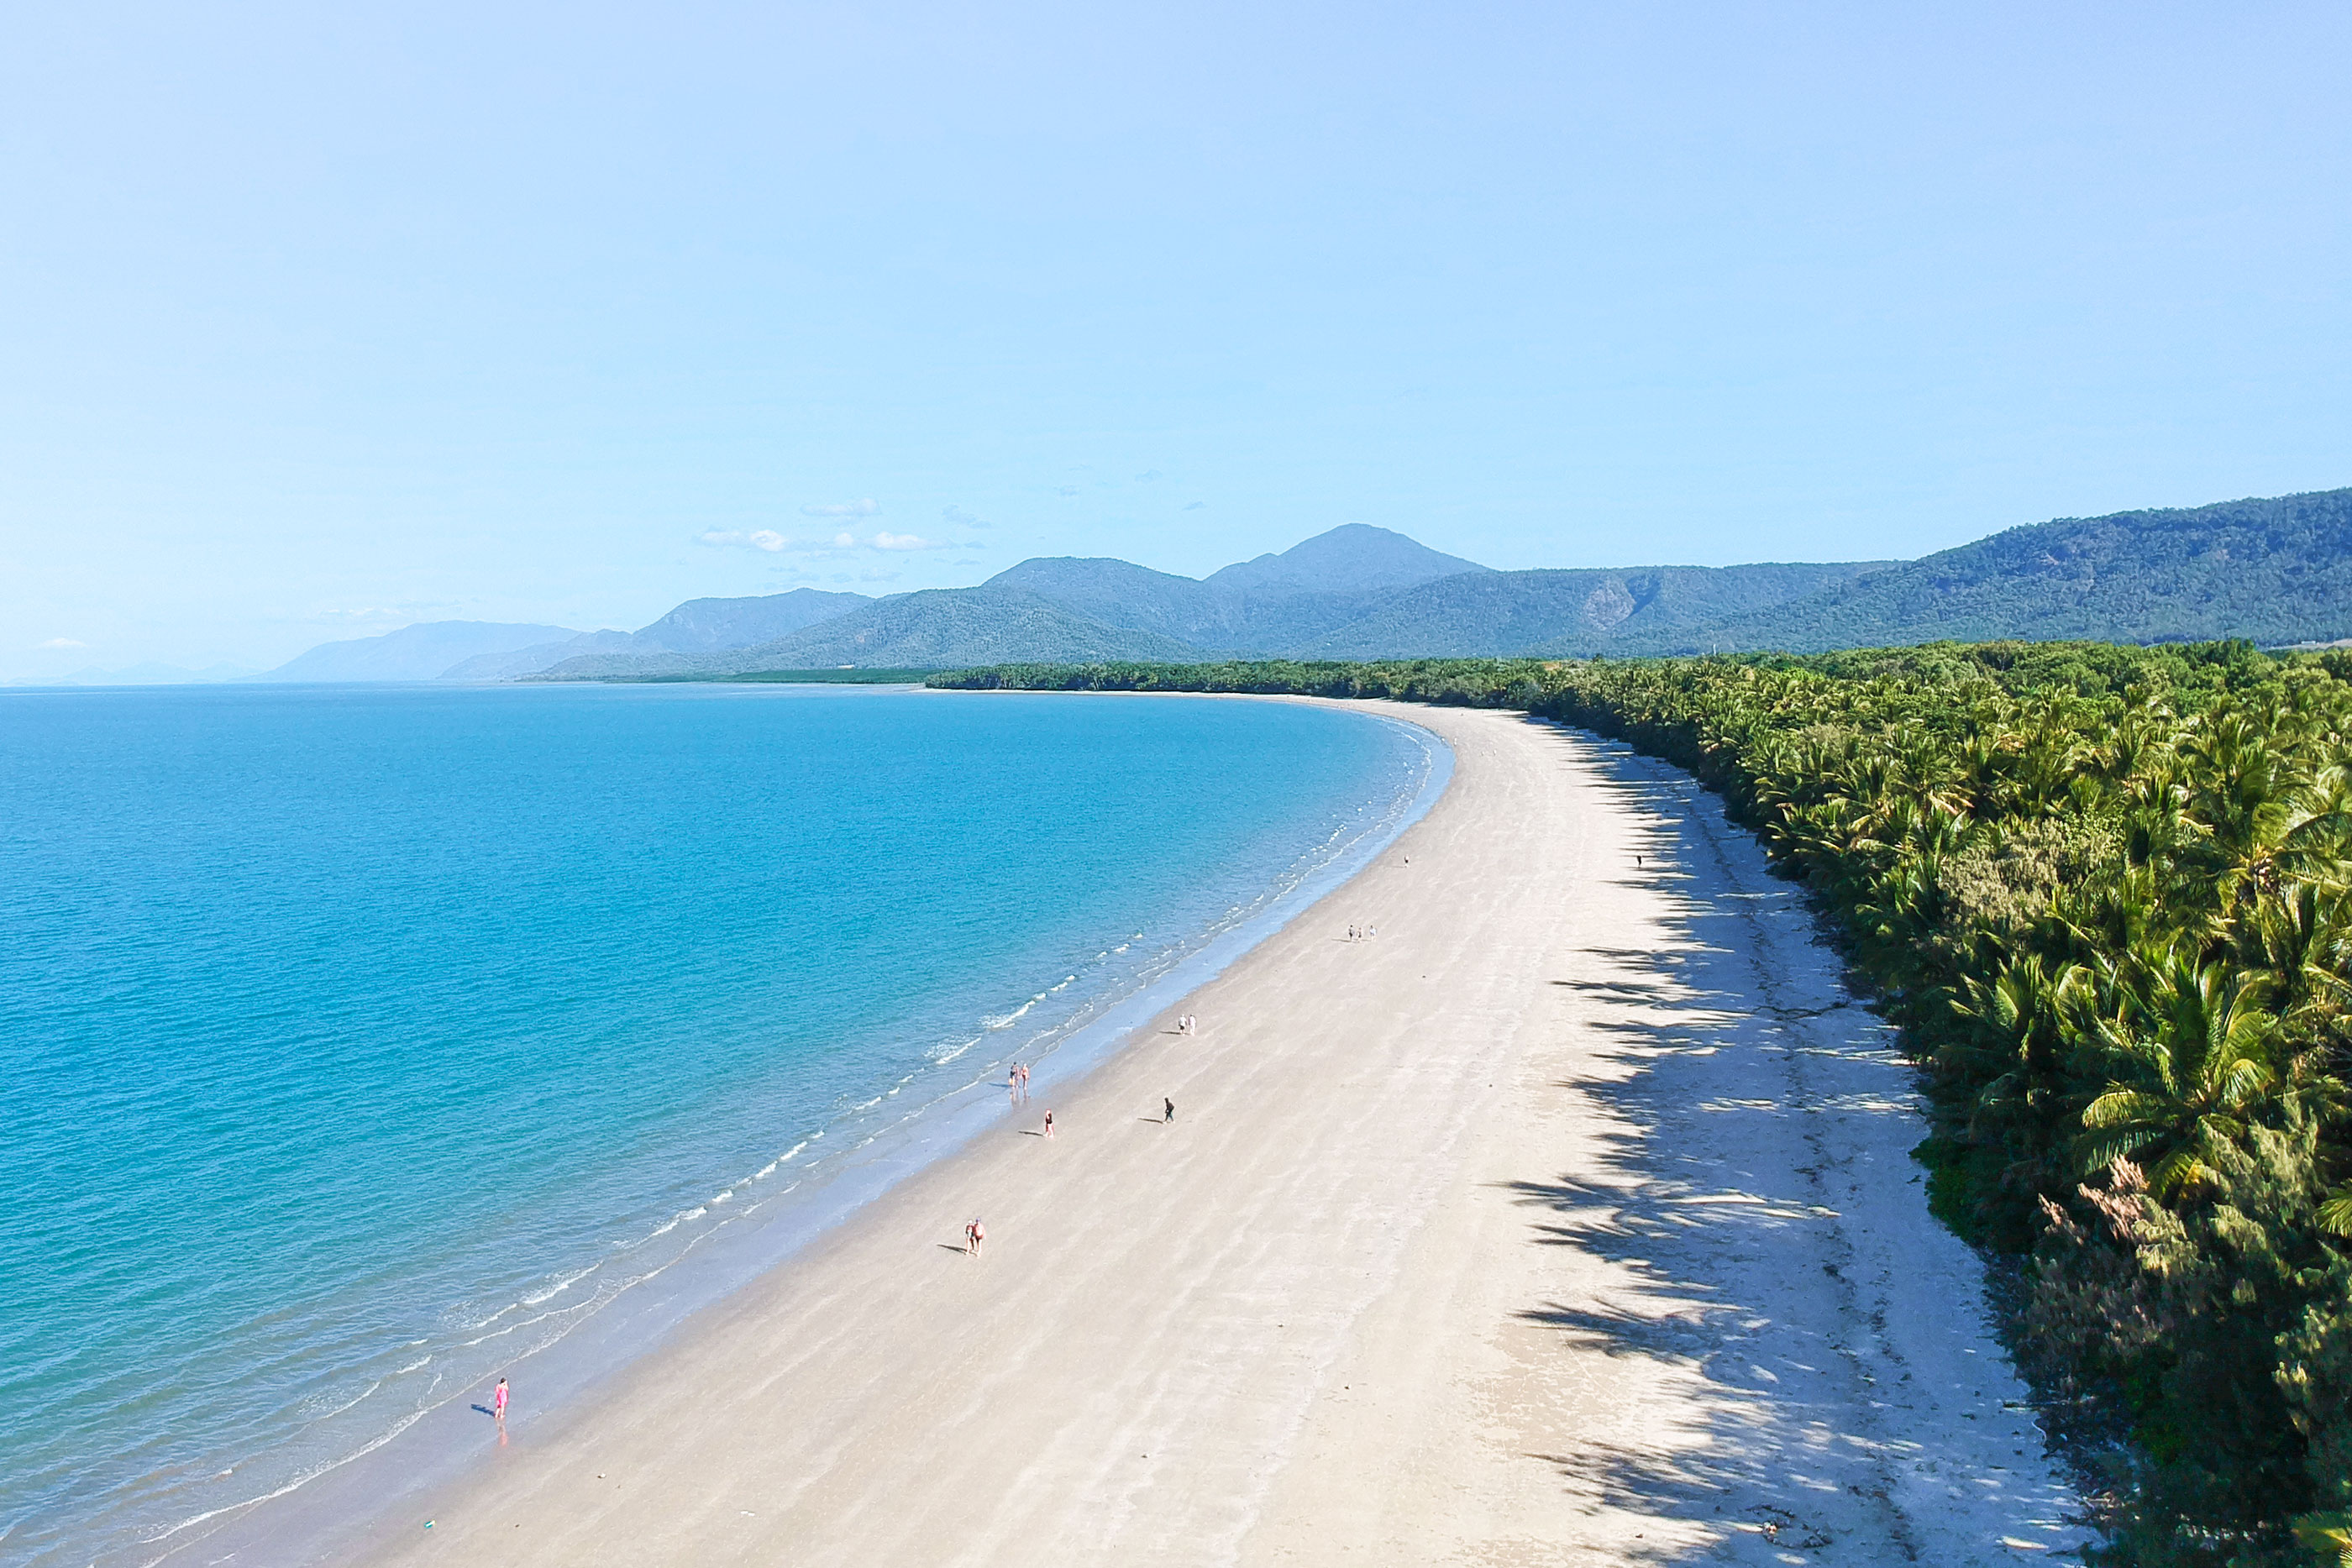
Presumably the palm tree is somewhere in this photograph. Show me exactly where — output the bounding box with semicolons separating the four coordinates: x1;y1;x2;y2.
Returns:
2076;950;2284;1200
1958;953;2090;1138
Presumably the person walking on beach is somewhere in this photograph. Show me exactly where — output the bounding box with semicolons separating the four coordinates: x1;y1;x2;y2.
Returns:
1042;1109;1054;1138
492;1377;508;1423
1163;1097;1175;1124
968;1218;986;1258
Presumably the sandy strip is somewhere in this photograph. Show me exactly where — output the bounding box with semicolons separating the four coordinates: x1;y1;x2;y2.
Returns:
339;700;2083;1567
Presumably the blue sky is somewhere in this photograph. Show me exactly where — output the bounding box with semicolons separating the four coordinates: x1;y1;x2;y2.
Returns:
3;1;2346;675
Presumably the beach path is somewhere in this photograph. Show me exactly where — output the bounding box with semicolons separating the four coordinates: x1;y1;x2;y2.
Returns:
346;702;2082;1567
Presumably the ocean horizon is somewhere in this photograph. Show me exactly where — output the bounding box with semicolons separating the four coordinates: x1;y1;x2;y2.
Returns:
0;683;1440;1566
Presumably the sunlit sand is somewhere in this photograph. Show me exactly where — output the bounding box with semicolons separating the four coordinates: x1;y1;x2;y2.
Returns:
344;700;2081;1566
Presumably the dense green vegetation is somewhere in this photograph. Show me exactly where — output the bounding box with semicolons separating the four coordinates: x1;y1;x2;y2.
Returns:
935;643;2352;1565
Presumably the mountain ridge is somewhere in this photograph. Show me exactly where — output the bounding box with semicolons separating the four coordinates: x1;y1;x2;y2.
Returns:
533;491;2352;677
1604;488;2352;655
218;490;2352;687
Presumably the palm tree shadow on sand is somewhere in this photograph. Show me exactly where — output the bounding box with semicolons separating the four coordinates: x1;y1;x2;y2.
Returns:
1487;719;2087;1564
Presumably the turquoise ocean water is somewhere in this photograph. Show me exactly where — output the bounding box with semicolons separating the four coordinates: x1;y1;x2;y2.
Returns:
0;684;1437;1565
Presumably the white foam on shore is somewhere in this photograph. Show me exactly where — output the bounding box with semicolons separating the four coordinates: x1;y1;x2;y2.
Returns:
131;702;1453;1568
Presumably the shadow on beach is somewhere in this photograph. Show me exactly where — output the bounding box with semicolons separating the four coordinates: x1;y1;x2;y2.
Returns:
1488;721;2083;1564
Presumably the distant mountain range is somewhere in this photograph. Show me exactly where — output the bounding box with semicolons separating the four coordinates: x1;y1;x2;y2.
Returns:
208;486;2352;684
238;590;874;683
262;621;580;682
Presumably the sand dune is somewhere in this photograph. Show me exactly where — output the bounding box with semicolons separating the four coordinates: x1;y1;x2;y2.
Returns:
339;700;2082;1566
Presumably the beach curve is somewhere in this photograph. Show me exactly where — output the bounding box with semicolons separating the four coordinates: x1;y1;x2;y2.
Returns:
317;699;2084;1566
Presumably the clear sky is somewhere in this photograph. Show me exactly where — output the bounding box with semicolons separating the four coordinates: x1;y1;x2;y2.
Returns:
3;2;2346;676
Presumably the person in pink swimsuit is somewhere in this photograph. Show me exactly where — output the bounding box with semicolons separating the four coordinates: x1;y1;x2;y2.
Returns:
492;1377;508;1422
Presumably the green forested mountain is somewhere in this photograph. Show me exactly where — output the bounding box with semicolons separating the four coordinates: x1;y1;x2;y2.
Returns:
1201;521;1490;595
1612;488;2352;655
734;584;1202;667
626;586;874;652
559;584;1201;674
983;557;1392;652
1294;560;1888;658
502;589;879;679
514;489;2352;679
783;488;2352;669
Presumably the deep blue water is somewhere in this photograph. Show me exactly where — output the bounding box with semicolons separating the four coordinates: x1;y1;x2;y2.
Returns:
0;683;1432;1565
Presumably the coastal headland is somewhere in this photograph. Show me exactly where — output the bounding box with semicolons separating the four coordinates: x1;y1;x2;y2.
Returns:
333;700;2082;1565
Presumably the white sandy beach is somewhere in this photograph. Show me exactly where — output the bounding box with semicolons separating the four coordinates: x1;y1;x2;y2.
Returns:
338;700;2083;1566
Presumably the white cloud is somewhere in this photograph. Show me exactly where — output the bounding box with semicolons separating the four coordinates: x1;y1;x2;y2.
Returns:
1054;485;1079;497
698;529;798;552
701;527;960;555
801;498;881;518
1183;501;1205;511
942;505;990;529
37;637;87;649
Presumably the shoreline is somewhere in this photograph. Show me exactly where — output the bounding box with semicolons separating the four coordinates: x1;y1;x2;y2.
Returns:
206;699;2082;1565
134;695;1447;1568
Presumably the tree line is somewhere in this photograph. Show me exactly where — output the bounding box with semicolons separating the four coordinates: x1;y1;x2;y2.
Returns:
934;642;2352;1566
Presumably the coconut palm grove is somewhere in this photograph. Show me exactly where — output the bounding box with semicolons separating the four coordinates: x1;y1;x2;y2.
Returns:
937;642;2352;1565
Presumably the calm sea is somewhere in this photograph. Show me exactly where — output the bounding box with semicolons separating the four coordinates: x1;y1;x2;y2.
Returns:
0;683;1436;1565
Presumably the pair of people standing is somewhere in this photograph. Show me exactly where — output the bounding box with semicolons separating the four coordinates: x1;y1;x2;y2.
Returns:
1176;1014;1197;1036
1008;1062;1031;1101
963;1217;986;1257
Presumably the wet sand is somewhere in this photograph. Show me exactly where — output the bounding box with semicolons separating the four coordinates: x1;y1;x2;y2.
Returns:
343;700;2082;1566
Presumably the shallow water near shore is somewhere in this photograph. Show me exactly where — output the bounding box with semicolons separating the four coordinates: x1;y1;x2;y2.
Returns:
0;683;1436;1566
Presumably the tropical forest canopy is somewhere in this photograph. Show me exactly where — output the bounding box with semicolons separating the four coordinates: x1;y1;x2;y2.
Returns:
936;643;2352;1567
